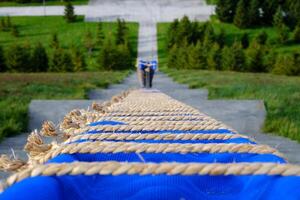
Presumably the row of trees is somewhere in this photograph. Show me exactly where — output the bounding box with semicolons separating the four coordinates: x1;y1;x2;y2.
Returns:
166;17;300;76
216;0;300;28
0;19;134;72
0;42;86;72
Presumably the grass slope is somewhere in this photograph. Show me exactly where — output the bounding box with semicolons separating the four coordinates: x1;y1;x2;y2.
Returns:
164;69;300;142
0;16;139;70
0;71;129;140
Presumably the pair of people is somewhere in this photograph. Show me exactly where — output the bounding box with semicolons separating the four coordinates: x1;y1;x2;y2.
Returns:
137;60;157;88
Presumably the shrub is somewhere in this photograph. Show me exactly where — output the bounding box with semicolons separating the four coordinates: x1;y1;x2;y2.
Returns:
64;1;76;23
272;54;294;75
278;24;290;44
31;43;49;72
97;36;118;70
221;46;235;70
167;44;179;69
6;44;31;72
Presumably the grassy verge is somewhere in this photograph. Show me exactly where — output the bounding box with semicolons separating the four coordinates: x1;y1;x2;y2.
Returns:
0;71;129;140
164;69;300;141
0;16;139;70
0;0;87;7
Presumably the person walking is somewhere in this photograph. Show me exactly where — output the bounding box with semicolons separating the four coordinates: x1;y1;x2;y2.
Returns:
137;60;157;88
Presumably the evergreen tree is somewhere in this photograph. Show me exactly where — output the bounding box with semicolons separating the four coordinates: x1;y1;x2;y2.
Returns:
116;43;132;70
6;44;31;72
246;42;266;72
6;16;12;29
216;28;226;48
96;22;105;47
11;25;19;37
176;16;192;45
84;30;94;55
248;0;261;26
72;48;86;72
290;53;300;76
0;45;6;72
64;0;76;23
50;33;59;49
97;36;118;70
207;43;222;70
272;54;293;75
167;19;179;49
261;0;278;25
31;43;49;72
115;18;128;45
293;25;300;43
62;51;74;72
174;40;189;69
221;46;235;70
203;23;216;48
273;6;285;28
216;0;239;23
255;31;268;45
231;41;246;71
0;18;6;32
50;48;74;72
49;48;64;72
278;24;290;44
234;0;250;28
241;32;250;48
167;44;179;69
187;42;205;69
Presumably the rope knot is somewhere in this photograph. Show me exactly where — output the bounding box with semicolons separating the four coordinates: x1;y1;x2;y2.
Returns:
40;121;58;137
24;130;52;157
0;154;27;173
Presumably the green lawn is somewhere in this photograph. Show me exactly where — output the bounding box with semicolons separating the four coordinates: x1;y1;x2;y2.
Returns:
0;0;87;6
0;16;139;70
0;71;129;141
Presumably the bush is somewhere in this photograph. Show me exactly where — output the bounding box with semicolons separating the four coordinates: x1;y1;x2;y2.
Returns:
187;42;206;69
221;46;235;70
6;44;31;72
64;1;76;23
31;43;49;72
115;18;128;45
167;45;179;69
278;24;290;44
231;42;246;71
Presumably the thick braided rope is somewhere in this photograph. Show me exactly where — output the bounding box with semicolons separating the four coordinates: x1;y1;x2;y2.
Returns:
4;162;300;190
64;133;252;143
32;141;283;163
